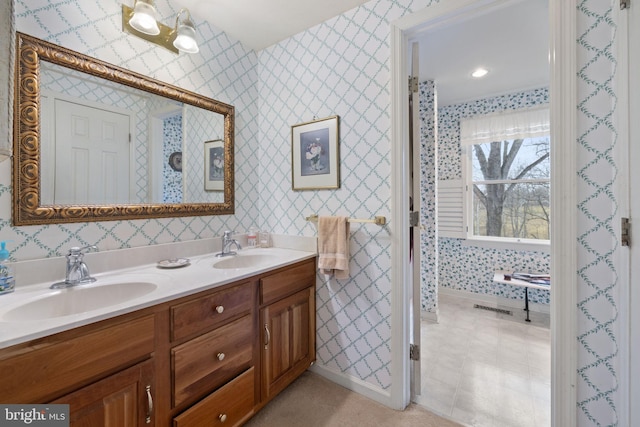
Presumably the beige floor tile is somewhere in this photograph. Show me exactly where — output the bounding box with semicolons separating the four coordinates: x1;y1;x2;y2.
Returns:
498;369;532;395
420;293;550;427
529;363;551;382
496;355;531;378
530;378;551;402
451;408;495;427
533;396;551;426
419;376;457;416
427;360;464;388
457;374;500;401
494;388;536;420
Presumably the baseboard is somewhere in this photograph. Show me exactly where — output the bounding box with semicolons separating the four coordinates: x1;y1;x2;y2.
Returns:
439;286;550;314
309;363;392;407
421;310;438;322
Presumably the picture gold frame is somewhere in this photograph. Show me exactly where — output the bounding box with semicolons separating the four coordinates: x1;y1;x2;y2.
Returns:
204;139;224;191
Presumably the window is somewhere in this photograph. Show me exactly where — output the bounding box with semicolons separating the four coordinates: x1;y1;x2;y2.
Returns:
467;137;550;241
461;107;550;244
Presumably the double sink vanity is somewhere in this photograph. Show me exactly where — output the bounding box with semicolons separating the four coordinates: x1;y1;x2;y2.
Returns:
0;243;317;426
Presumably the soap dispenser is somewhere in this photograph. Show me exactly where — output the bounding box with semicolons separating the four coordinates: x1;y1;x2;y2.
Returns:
0;241;15;295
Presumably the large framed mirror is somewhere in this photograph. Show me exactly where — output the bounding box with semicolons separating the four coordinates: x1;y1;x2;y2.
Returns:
13;32;234;226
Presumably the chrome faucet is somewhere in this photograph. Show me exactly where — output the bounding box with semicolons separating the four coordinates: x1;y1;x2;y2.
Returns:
51;245;98;289
216;231;241;258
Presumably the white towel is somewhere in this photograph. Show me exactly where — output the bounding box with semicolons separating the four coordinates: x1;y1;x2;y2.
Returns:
317;216;350;279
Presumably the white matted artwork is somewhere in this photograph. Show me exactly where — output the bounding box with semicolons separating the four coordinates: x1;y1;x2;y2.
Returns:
204;139;224;191
291;115;340;190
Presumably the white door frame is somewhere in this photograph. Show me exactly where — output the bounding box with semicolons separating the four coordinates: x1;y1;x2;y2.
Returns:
623;1;638;424
389;1;578;425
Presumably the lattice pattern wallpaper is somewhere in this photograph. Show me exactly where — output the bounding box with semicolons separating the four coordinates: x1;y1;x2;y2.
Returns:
256;0;411;391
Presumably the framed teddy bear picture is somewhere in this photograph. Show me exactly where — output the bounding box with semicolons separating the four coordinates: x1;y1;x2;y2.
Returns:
291;115;340;191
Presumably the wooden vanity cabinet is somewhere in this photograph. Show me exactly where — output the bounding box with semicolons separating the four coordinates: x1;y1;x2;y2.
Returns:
0;257;317;427
0;311;156;426
259;258;316;404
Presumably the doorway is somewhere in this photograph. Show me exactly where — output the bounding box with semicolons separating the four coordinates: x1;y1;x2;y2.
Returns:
389;0;578;425
410;1;551;425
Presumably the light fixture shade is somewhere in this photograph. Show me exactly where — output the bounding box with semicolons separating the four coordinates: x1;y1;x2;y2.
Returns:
129;0;160;35
173;20;199;53
471;68;489;78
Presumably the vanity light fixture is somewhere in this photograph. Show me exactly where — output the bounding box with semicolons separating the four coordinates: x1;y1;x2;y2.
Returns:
122;1;200;54
471;67;489;78
172;9;199;53
127;0;160;35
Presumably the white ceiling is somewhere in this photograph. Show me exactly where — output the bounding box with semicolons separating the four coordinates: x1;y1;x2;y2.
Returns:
174;0;549;107
173;0;371;51
416;0;549;106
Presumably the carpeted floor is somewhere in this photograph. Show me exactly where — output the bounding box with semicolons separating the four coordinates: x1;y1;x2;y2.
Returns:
244;371;462;427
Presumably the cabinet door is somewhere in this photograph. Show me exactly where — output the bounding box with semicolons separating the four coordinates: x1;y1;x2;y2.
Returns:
52;360;155;427
261;286;315;401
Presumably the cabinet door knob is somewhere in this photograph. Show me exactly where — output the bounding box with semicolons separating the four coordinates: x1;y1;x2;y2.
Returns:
218;413;227;422
216;352;225;361
215;305;224;314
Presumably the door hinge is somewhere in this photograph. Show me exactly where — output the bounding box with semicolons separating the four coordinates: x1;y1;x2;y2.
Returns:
409;76;419;93
621;0;629;10
622;217;631;247
410;344;420;361
409;211;419;227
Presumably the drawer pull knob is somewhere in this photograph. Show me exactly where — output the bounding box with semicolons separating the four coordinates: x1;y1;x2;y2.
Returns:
217;352;225;361
219;413;227;422
215;305;224;314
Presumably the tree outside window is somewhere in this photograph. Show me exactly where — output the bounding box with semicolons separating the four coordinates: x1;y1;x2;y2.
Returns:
469;136;550;241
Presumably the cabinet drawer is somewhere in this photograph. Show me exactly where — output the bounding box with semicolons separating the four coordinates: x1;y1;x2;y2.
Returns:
0;314;154;403
171;281;252;341
260;258;315;305
174;367;254;427
172;314;253;407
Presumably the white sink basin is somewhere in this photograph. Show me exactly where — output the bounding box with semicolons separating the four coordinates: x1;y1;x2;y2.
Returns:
212;254;278;269
2;281;158;321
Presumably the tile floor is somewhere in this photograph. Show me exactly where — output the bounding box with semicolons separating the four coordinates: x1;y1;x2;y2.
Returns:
415;292;551;427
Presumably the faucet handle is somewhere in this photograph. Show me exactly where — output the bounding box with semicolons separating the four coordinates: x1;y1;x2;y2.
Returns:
67;245;98;260
68;245;98;257
222;231;235;238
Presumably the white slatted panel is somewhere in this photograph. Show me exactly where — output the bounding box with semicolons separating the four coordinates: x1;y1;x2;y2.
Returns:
438;179;466;238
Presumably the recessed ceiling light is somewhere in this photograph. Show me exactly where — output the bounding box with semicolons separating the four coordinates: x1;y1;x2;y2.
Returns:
471;68;489;78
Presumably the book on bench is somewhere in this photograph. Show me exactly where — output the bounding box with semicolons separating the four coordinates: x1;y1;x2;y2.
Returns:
512;272;550;285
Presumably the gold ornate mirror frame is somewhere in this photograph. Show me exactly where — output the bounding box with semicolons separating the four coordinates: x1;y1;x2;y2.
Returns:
13;32;235;226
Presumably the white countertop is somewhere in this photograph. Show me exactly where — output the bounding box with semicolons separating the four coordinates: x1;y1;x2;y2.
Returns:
0;246;316;349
